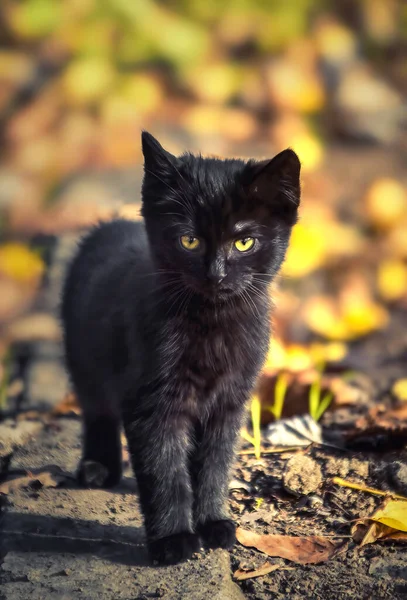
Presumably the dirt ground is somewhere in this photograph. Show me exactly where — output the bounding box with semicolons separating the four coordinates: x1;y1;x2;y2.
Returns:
1;322;407;599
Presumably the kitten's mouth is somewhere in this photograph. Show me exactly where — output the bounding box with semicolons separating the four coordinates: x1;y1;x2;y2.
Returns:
186;281;237;302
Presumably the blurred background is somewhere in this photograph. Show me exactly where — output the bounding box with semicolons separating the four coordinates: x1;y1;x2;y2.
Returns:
0;0;406;419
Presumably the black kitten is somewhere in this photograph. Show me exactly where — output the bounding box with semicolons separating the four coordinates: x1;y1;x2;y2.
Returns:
61;132;300;564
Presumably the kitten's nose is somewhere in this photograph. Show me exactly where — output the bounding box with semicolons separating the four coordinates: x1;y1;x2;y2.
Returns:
208;273;226;285
207;260;227;286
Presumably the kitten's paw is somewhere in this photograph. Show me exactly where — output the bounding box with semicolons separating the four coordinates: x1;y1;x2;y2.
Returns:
149;532;201;565
77;459;121;488
197;519;236;550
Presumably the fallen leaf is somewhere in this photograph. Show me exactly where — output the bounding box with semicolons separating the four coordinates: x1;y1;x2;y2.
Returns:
0;243;44;283
303;294;389;341
365;178;406;230
352;498;407;546
0;467;66;495
371;498;407;531
51;392;81;417
265;58;325;114
119;73;163;116
234;561;292;581
315;19;357;63
266;414;322;447
392;379;407;402
229;479;252;493
377;259;407;302
182;62;242;105
236;528;347;564
63;57;116;106
282;223;327;278
358;523;407;546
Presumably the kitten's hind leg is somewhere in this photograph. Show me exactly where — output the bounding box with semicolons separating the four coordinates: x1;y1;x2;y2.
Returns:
77;395;122;488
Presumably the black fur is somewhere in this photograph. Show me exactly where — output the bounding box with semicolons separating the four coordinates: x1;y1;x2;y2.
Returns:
61;132;300;564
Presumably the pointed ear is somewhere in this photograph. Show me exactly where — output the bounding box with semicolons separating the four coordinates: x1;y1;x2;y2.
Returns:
141;131;178;173
246;149;301;224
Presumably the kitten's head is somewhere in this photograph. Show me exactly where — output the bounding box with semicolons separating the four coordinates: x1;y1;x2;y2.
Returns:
141;131;300;302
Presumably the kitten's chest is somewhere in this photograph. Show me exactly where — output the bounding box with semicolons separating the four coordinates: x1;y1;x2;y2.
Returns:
165;315;264;400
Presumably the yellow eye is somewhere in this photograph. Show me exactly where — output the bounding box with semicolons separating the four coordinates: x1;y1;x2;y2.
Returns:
234;237;255;252
180;235;200;250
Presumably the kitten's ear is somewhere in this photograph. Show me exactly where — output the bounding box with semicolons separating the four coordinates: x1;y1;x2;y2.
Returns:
141;131;178;174
246;149;301;225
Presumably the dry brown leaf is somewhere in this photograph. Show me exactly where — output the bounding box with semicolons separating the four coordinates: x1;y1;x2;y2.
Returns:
352;521;407;546
51;392;81;417
234;561;292;581
0;467;65;495
236;528;347;564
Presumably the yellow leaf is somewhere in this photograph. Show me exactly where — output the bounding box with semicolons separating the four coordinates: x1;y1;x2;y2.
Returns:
377;259;407;301
372;499;407;532
365;178;407;230
289;131;324;172
7;0;61;39
63;57;115;106
303;295;389;341
182;63;242;104
309;342;348;365
266;59;325;114
0;243;44;283
148;6;210;67
282;223;327;278
352;497;407;546
263;338;287;372
284;345;313;372
342;301;389;337
315;20;357;63
119;74;163;115
303;298;349;340
392;379;407;402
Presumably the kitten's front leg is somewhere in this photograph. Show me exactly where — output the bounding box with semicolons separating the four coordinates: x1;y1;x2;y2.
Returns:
192;403;246;550
123;396;200;564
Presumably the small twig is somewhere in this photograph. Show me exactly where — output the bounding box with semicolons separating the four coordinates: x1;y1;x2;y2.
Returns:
239;447;300;456
332;477;407;500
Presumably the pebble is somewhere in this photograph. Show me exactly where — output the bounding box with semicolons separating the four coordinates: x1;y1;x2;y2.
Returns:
283;455;323;496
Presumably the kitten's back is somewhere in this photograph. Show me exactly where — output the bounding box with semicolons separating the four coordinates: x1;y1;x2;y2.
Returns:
61;219;151;383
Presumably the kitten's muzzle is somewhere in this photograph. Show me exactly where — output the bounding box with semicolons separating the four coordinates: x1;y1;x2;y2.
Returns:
207;273;226;286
